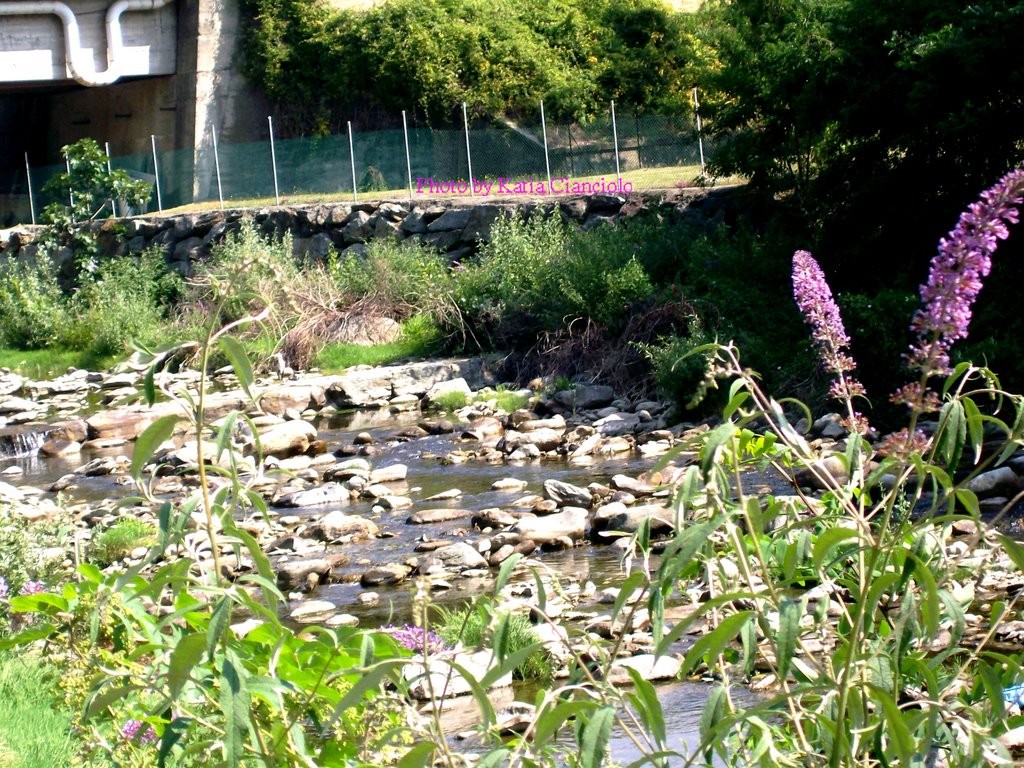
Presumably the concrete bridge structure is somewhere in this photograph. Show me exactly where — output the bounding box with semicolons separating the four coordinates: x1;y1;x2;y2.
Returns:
0;0;265;223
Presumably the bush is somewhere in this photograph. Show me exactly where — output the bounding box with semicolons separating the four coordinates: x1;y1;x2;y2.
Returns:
61;248;182;364
88;518;157;568
0;255;71;350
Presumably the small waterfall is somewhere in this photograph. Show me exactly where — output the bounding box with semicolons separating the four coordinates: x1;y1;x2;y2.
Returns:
0;426;59;459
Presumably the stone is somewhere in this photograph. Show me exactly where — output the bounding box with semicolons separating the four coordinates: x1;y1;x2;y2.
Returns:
593;412;641;436
554;384;614;410
793;456;850;490
330;315;402;346
502;428;564;452
378;495;413;511
604;654;682;685
426;208;471;232
473;508;520;528
369;464;408;483
543;479;592;507
258;420;317;458
360;562;412;587
289;600;337;623
427;542;488;570
513;507;588;545
965;467;1020;498
275;554;348;590
40;438;81;457
591;503;676;539
611;474;658;495
309;511;379;543
407;508;470;525
426;377;472;405
274;483;352;508
403;649;512;700
492;478;528;491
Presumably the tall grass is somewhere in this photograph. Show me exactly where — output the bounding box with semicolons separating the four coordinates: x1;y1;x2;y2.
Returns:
0;652;74;768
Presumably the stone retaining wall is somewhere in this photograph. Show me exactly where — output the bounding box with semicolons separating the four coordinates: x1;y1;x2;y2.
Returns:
0;187;738;275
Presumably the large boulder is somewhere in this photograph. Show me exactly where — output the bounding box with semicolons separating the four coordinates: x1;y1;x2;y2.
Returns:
309;512;379;543
513;507;588;545
257;420;317;458
554;384;614;410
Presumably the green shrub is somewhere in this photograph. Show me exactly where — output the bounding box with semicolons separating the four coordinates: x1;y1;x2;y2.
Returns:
0;255;71;350
61;248;182;364
434;605;551;683
88;518;157;567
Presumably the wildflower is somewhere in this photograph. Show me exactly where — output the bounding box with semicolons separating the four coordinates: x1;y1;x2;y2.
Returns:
18;580;46;596
121;719;158;745
0;576;8;602
382;624;448;655
908;167;1024;377
792;251;868;429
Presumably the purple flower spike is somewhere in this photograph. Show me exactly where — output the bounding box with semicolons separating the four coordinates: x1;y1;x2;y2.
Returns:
0;576;8;601
121;719;158;745
909;167;1024;377
382;624;448;655
18;580;46;596
793;251;867;430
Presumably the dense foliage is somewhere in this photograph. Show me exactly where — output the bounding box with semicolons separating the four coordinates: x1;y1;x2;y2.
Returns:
238;0;696;131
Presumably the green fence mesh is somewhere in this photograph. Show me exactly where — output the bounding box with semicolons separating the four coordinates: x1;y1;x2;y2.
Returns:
1;109;715;226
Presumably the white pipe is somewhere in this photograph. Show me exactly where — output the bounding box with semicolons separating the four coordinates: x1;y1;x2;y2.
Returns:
0;0;173;87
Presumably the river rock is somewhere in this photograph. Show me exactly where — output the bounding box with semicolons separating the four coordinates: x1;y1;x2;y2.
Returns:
369;464;408;483
360;562;413;586
378;495;413;510
408;508;470;525
309;511;379;542
275;483;351;508
611;474;658;495
965;467;1020;498
403;649;512;701
40;438;81;457
275;553;348;590
473;508;520;528
258;420;317;458
604;654;682;686
517;415;566;433
492;478;528;491
543;479;592;507
289;600;337;623
426;542;488;571
554;384;614;410
502;428;564;452
793;456;849;490
594;412;641;436
513;507;588;545
592;503;675;539
461;416;504;440
426;378;472;405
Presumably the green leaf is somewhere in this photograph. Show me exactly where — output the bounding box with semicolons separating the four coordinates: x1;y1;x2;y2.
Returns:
219;336;256;401
398;742;438;768
682;611;754;675
84;685;133;720
868;684;914;764
962;396;984;465
143;363;157;406
157;716;191;768
775;598;801;680
206;597;231;662
327;660;405;729
812;526;861;571
475;749;512;768
625;667;666;746
579;706;615;768
938;399;966;470
1000;535;1024;573
533;701;592;746
220;655;249;768
167;631;207;698
494;553;522;593
131;414;180;479
215;411;239;462
700;422;736;478
699;684;728;760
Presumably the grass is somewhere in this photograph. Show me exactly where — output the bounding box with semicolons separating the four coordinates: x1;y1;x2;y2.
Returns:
159;164;743;215
434;606;552;683
0;651;75;768
0;347;122;379
315;315;443;372
89;518;157;567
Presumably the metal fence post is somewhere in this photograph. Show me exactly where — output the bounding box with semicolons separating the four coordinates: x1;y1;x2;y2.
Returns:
402;110;414;201
212;126;224;210
348;121;358;203
150;135;163;212
611;100;621;183
540;100;552;193
24;153;36;225
693;87;706;178
462;102;474;190
104;141;116;217
65;155;74;216
268;116;280;205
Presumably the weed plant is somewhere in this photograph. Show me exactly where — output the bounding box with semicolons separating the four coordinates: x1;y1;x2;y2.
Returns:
0;651;74;768
434;605;553;684
88;518;157;567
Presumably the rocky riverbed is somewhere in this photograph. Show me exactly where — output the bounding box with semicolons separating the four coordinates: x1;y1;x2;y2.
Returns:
4;356;1024;757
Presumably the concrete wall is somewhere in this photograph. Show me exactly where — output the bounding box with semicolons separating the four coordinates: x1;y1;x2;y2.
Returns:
0;0;177;83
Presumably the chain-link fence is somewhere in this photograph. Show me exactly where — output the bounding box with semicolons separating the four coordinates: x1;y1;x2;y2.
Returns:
1;104;716;226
